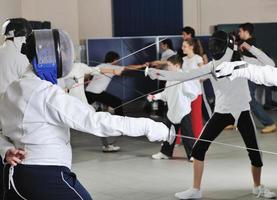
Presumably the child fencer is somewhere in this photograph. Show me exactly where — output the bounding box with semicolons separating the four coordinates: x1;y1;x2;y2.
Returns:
148;55;198;161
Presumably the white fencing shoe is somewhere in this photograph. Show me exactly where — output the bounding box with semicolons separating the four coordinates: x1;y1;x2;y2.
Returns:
175;188;202;199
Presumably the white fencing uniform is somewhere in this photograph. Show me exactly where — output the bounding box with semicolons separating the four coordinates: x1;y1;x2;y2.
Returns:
0;69;171;169
0;40;29;94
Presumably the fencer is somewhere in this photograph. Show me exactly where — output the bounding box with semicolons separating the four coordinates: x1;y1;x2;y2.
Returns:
0;18;32;199
0;29;175;200
146;30;276;199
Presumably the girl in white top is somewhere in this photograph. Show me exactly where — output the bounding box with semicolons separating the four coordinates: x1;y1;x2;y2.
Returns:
181;39;204;138
148;55;198;160
149;39;176;67
160;39;176;61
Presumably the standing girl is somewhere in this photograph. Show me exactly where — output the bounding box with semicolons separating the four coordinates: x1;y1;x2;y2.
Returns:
182;38;204;138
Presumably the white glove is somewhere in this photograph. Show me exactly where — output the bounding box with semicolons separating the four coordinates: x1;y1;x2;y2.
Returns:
215;61;246;80
144;66;149;77
145;121;176;145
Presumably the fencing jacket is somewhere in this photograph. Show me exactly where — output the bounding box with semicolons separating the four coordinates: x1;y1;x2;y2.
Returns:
85;63;122;94
0;40;29;94
154;77;198;124
0;69;170;169
58;62;100;103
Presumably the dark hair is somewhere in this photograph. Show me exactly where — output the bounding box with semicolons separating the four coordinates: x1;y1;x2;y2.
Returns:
161;39;174;50
185;38;204;56
2;18;32;38
104;51;120;63
167;55;183;66
182;26;195;38
239;23;254;36
228;32;242;61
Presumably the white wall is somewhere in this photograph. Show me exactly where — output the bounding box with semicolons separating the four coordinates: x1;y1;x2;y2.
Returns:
1;0;277;43
186;0;277;35
183;0;200;35
21;0;80;45
77;0;277;38
0;0;22;43
78;0;112;40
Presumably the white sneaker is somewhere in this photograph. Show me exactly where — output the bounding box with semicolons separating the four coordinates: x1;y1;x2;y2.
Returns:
175;188;202;199
152;152;170;160
252;185;276;199
102;144;120;152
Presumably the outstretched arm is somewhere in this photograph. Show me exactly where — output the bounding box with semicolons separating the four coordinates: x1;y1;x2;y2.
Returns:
232;64;277;86
146;63;213;82
248;45;275;66
215;61;277;86
45;86;174;143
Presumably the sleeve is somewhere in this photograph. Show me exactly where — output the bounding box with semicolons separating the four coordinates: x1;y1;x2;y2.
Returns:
64;63;100;80
232;64;277;86
148;63;212;81
196;55;204;65
110;65;123;69
78;63;100;75
16;54;30;78
57;78;66;89
182;81;198;101
249;46;275;66
44;86;170;142
0;133;14;163
100;64;122;70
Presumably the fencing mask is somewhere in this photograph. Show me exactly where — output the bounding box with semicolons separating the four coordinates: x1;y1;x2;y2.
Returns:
21;29;74;84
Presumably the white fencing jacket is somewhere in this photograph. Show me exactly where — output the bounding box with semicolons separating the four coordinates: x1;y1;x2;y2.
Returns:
0;40;29;94
86;63;122;94
154;78;198;124
0;69;170;169
58;62;100;103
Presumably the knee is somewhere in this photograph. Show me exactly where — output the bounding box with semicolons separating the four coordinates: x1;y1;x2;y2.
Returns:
191;142;210;161
249;152;263;168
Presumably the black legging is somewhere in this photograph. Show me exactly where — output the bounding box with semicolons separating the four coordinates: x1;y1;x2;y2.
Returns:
161;113;195;159
85;91;123;116
191;111;263;167
0;156;3;199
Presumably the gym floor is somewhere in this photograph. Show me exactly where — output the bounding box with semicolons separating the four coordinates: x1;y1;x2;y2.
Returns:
71;110;277;200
